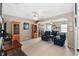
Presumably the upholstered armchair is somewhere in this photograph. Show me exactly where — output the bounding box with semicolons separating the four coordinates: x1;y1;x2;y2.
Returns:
51;31;58;36
54;33;66;46
41;31;51;41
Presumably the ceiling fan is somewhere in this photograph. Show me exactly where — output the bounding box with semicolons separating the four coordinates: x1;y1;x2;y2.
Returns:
32;11;39;21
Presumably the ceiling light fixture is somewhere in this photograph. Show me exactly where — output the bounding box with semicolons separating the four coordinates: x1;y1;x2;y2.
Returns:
33;12;39;20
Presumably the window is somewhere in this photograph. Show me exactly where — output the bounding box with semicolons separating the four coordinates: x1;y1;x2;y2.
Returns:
46;24;52;31
23;23;29;30
61;24;67;33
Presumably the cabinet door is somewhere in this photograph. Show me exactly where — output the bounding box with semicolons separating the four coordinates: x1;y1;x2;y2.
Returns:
12;34;20;42
12;22;20;42
14;24;19;34
32;24;37;38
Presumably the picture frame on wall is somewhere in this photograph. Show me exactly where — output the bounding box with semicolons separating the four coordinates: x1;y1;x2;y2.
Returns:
23;23;29;30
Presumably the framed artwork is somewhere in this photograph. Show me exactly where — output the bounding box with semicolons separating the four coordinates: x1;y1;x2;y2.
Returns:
23;23;29;30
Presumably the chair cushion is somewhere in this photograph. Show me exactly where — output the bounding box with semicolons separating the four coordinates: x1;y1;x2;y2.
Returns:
56;35;60;39
44;31;50;35
51;31;58;36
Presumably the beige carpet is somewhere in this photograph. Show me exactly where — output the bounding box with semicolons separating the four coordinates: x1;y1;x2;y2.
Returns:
21;37;74;56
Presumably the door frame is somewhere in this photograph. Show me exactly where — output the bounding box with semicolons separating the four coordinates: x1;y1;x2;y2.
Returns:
74;3;78;56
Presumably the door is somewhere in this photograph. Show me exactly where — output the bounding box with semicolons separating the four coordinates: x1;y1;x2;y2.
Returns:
74;3;79;56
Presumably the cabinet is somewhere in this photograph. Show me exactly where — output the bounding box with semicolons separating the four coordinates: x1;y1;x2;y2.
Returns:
32;24;37;39
12;21;20;42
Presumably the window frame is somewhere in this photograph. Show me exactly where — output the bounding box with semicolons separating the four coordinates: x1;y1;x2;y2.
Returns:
46;24;52;31
60;24;67;33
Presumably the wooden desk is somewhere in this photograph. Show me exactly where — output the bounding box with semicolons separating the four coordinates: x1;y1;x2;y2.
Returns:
3;41;22;56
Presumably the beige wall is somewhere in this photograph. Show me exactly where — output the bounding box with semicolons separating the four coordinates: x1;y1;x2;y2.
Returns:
38;12;74;49
3;15;35;41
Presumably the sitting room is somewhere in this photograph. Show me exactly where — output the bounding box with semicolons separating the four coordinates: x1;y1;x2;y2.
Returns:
0;3;75;56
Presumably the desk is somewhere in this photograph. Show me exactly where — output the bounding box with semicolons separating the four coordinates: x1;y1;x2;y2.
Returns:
3;41;22;56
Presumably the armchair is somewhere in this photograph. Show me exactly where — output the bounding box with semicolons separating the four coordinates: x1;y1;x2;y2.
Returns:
54;33;66;46
41;31;51;41
51;31;58;36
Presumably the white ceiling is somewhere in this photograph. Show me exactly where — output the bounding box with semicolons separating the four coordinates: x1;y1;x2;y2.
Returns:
2;3;74;20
